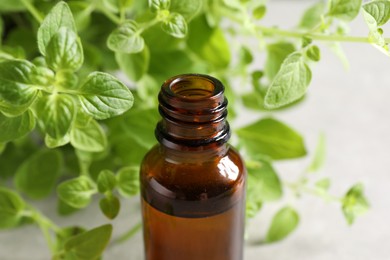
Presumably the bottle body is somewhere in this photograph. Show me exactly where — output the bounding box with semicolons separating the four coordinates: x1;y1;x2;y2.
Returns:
141;145;246;260
139;74;246;260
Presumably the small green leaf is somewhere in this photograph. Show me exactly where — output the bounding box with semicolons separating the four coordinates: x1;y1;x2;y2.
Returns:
117;166;140;197
97;170;117;193
299;2;325;29
29;66;55;86
302;36;313;48
45;27;84;71
45;134;70;148
265;42;295;81
78;72;134;120
115;46;150;82
149;0;170;12
266;206;300;243
99;195;120;219
58;198;80;216
328;0;362;22
253;5;266;20
70;114;107;152
362;7;389;54
247;158;282;202
57;176;96;208
237;118;306;160
306;45;321;62
36;94;76;139
0;187;26;229
307;133;326;172
315;178;331;192
188;15;231;69
37;1;77;56
342;183;369;225
363;1;390;26
239;46;253;66
65;224;113;260
170;0;202;21
0;110;35;143
107;20;145;54
264;52;312;109
15;149;63;199
161;13;188;38
0;60;38;117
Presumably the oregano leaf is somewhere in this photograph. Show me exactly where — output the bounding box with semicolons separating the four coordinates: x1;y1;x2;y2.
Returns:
78;72;134;120
64;224;113;259
264;52;312;109
265;42;295;81
0;110;35;143
57;176;96;208
117;166;140;197
237;117;306;160
99;195;120;219
149;0;170;13
36;94;76;139
170;0;202;21
115;46;150;82
306;45;321;62
37;1;77;56
363;1;390;26
0;187;26;229
45;27;84;71
0;60;38;117
328;0;362;22
15;149;63;199
161;13;188;38
266;206;299;243
342;183;369;225
97;170;117;193
107;20;145;54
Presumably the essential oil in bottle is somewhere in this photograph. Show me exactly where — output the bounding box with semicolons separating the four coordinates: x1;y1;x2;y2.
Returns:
140;74;246;260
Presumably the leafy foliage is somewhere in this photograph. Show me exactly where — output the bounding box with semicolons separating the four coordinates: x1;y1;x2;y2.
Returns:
0;0;376;257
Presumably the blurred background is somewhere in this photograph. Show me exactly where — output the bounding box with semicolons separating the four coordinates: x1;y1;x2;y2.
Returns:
1;0;390;259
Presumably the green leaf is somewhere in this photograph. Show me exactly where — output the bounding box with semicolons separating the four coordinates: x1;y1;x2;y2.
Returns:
45;134;70;148
29;66;55;87
70;114;107;152
117;166;140;197
161;13;188;38
107;20;145;54
247;158;282;202
266;206;300;243
237;118;306;160
342;183;369;225
97;170;117;193
36;94;76;139
0;187;26;229
57;176;96;208
315;178;331;192
306;45;321;62
0;110;35;143
64;224;113;260
307;133;326;172
264;52;312;109
15;149;63;199
149;0;170;12
299;2;325;29
253;5;266;20
363;1;390;26
328;0;362;21
45;27;84;71
170;0;202;21
362;7;389;54
99;195;120;219
78;72;134;120
0;60;38;117
37;1;77;56
265;42;295;81
58;198;80;216
188;15;231;69
115;46;150;82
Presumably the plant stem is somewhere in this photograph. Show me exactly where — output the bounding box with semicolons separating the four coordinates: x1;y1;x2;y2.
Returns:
20;0;43;23
257;25;390;44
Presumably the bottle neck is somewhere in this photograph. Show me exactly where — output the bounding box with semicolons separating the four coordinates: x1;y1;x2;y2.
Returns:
155;74;230;152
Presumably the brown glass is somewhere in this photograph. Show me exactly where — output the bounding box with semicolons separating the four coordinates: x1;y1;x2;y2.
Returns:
140;74;246;260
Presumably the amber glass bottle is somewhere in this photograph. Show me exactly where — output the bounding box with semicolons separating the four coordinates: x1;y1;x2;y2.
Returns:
140;74;246;260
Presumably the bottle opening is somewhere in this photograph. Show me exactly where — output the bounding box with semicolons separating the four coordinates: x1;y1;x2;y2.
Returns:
169;76;215;99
